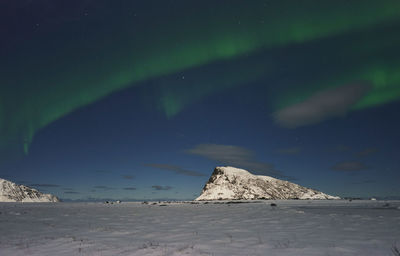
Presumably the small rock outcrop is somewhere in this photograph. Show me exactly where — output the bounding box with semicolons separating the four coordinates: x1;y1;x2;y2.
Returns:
196;166;340;201
0;178;59;202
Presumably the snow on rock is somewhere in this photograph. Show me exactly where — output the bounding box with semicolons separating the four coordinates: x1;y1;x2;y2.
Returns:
196;166;340;201
0;178;59;202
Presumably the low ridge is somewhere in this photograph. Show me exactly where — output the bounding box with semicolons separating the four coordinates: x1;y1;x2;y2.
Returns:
196;166;340;201
0;178;59;202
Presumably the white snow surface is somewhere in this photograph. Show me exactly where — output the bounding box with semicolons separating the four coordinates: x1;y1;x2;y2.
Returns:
196;166;340;201
0;178;59;202
0;200;399;255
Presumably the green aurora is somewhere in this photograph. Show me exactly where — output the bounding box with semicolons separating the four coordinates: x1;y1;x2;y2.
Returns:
1;0;400;156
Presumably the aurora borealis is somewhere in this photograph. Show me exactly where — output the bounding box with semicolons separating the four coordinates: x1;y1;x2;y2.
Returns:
1;0;400;200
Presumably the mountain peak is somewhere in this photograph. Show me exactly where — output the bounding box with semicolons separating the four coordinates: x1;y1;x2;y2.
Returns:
196;166;340;201
0;178;60;202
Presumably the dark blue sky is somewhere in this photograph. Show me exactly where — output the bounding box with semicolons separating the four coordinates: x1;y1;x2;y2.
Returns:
1;1;400;200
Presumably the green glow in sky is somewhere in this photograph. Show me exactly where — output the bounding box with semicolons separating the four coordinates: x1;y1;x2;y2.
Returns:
1;0;400;155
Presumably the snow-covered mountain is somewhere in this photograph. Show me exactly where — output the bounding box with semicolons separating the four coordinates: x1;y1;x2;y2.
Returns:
196;166;340;200
0;178;59;202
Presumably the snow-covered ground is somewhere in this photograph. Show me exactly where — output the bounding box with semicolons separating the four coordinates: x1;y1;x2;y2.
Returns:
0;200;399;255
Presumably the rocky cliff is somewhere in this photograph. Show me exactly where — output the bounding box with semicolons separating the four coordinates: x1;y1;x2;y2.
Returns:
0;178;59;202
196;166;340;200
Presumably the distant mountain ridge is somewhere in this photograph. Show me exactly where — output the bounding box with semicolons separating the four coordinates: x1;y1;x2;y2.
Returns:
196;166;340;201
0;178;59;202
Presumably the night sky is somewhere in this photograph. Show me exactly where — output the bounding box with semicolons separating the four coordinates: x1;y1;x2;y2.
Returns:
1;0;400;201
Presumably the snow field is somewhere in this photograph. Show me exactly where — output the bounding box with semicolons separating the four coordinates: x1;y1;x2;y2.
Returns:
0;200;399;255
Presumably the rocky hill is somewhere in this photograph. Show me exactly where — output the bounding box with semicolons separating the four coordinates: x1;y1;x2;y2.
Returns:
196;166;340;200
0;178;59;202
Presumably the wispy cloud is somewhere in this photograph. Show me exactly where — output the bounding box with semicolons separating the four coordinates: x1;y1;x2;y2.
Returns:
93;185;115;190
186;144;291;179
332;161;367;171
274;83;371;128
123;187;137;190
94;170;136;180
122;175;135;180
277;147;301;155
64;191;80;194
152;185;173;191
355;147;378;157
29;183;60;188
145;163;206;177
